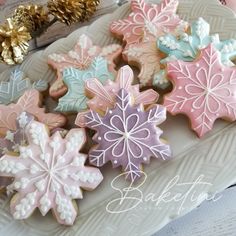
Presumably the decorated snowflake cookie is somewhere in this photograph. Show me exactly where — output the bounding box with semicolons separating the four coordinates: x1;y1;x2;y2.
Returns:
81;89;171;182
0;69;48;105
48;34;122;98
158;17;236;66
76;65;159;126
123;41;169;87
110;0;187;47
164;44;236;137
55;57;115;113
0;89;66;135
0;120;103;225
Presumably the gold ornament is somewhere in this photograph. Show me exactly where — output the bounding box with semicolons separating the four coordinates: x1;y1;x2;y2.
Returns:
12;4;50;33
47;0;84;25
0;18;31;65
81;0;100;21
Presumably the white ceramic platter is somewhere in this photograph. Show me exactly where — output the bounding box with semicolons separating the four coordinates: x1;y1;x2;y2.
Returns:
1;0;236;235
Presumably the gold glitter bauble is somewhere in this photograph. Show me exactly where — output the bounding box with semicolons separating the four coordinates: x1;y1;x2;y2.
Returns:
0;19;31;65
47;0;84;25
12;4;50;33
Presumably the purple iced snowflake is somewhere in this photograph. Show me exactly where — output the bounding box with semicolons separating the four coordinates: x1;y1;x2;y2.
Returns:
84;89;172;181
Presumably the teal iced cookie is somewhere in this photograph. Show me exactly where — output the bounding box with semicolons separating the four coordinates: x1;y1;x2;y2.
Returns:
157;17;236;66
55;57;115;113
0;69;48;105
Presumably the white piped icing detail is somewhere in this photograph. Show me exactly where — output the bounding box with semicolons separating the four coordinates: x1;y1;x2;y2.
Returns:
0;121;103;225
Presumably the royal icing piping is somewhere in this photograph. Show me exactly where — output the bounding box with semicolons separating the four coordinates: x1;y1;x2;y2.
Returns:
123;41;169;87
48;34;122;98
110;0;187;47
164;44;236;137
0;120;103;225
0;89;66;135
83;88;171;182
0;69;48;105
55;57;115;113
158;17;236;66
76;65;159;127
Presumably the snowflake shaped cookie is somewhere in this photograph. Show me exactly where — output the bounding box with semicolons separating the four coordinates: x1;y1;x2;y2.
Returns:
123;41;168;87
0;120;103;225
110;0;187;47
0;89;66;135
0;69;48;105
82;89;171;182
56;57;115;113
76;65;159;126
48;34;122;98
158;17;236;66
164;44;236;137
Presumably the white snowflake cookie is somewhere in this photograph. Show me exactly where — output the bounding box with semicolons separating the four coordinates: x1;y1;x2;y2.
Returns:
0;120;103;225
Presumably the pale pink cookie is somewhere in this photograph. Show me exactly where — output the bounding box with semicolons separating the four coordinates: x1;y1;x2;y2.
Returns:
0;89;66;135
48;34;122;98
164;44;236;137
76;65;159;127
110;0;187;48
123;41;167;86
0;120;103;225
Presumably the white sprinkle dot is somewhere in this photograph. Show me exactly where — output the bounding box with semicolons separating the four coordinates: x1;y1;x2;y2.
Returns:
196;63;200;67
143;157;147;161
178;86;182;90
109;110;112;114
114;160;118;164
98;137;102;140
191;109;194;112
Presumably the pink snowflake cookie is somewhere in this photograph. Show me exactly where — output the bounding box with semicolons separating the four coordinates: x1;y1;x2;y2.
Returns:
76;65;159;127
0;120;103;225
0;89;66;136
110;0;187;47
48;34;122;98
79;88;171;182
164;44;236;137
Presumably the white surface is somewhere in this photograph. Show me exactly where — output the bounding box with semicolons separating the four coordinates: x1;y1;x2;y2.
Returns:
154;187;236;236
0;0;236;235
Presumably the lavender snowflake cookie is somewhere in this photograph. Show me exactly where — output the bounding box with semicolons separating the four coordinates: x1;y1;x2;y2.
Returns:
76;89;172;181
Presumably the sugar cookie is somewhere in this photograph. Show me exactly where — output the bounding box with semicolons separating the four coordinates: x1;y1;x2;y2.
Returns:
158;17;236;66
110;0;187;48
0;89;66;135
0;120;103;225
79;88;172;182
76;65;159;127
163;44;236;137
0;69;48;105
55;57;115;113
48;34;122;98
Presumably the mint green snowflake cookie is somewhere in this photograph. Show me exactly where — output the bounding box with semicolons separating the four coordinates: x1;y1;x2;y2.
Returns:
157;17;236;66
55;57;114;113
0;69;48;105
